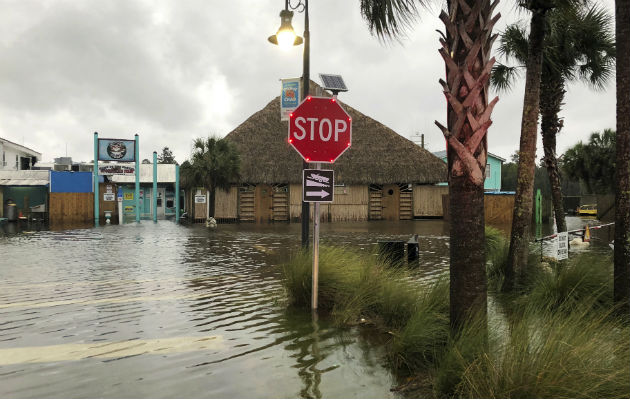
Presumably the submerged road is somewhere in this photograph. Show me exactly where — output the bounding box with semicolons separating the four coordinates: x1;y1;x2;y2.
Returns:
1;221;450;398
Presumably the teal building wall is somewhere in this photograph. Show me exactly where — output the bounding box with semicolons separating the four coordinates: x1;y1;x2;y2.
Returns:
484;155;503;191
433;150;504;191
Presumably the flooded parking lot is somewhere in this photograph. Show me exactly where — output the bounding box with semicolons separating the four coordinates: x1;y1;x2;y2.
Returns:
0;217;611;398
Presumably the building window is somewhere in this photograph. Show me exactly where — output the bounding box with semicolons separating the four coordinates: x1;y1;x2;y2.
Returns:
2;151;5;167
485;164;491;178
16;155;19;169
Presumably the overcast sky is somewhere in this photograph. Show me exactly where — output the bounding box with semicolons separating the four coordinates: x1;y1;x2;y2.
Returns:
0;0;617;164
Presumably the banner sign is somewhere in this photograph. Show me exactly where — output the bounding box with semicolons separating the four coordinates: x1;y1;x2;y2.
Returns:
280;78;301;121
98;139;136;162
103;193;115;201
98;164;135;176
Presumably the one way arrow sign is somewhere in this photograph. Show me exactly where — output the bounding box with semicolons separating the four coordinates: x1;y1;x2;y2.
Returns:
303;169;334;203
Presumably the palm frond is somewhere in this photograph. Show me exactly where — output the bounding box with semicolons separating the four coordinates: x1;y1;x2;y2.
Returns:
498;24;529;63
359;0;422;40
490;63;523;92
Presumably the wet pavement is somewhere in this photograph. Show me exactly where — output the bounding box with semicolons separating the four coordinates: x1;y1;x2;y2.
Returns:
0;217;611;398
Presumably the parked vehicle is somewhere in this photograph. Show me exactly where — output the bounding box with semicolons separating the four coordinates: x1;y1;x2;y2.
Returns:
577;204;597;216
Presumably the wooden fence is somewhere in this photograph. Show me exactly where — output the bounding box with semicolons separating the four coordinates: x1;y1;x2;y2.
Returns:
49;192;94;224
442;193;515;226
413;185;449;217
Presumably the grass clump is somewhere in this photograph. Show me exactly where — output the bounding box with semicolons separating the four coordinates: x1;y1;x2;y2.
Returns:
485;226;510;291
452;303;630;398
282;243;630;398
528;253;613;312
390;279;449;370
282;245;419;327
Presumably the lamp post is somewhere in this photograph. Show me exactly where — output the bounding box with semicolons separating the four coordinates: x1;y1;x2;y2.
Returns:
269;0;310;249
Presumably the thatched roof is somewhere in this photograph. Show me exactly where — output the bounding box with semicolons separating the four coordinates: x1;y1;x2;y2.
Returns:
226;82;446;185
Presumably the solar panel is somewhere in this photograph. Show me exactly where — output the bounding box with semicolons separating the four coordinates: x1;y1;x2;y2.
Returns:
319;74;348;92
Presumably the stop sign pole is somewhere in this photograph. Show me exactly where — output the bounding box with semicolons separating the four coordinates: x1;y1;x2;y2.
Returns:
289;95;352;310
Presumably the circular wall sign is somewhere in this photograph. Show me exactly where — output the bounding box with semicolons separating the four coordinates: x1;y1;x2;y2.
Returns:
107;141;127;159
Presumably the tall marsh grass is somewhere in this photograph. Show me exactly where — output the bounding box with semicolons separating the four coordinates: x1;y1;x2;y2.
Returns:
452;302;630;398
282;241;629;398
528;253;613;312
282;246;420;327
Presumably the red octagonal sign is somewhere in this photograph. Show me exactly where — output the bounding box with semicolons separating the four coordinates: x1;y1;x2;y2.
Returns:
288;96;352;163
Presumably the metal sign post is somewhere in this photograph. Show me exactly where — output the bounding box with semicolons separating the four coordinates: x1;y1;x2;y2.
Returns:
313;164;320;310
303;168;334;310
290;88;350;311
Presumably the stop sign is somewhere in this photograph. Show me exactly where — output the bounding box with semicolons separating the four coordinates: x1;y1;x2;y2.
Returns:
288;96;352;163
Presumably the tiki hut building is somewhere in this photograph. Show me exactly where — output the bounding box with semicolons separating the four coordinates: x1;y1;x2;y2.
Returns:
210;84;447;223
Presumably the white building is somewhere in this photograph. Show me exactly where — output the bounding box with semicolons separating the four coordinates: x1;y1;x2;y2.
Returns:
0;137;42;171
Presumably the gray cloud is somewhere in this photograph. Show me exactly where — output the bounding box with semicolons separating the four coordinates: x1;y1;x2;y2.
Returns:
0;0;616;165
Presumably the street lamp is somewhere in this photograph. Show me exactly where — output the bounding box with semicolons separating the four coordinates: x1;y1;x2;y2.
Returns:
269;0;310;249
268;9;303;49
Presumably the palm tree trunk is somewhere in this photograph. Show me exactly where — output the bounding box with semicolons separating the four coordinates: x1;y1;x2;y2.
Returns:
505;9;546;291
540;76;567;233
614;0;630;313
436;0;500;330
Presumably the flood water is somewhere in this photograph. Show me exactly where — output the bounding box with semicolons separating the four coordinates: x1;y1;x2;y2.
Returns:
0;217;611;398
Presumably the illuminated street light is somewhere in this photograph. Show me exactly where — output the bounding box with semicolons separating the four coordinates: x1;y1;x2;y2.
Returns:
269;0;310;249
268;9;303;50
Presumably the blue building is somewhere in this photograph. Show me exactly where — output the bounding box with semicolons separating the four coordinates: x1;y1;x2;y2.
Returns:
432;150;505;191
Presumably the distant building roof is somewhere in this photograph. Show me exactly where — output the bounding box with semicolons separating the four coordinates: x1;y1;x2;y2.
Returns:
0;170;49;186
0;137;42;158
432;150;506;162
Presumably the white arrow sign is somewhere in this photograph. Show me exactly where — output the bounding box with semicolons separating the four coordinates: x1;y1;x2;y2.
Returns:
306;190;330;198
306;180;328;187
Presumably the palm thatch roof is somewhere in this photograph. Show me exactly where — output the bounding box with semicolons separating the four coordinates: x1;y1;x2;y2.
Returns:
225;82;446;185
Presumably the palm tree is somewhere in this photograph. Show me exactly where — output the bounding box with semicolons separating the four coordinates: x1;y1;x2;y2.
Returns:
503;0;594;290
360;0;500;330
614;0;630;314
502;0;553;290
492;6;615;235
185;137;240;219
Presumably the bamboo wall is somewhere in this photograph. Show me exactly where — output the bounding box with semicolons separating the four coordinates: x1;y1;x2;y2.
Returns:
215;187;238;220
49;192;94;224
413;185;448;217
289;184;369;221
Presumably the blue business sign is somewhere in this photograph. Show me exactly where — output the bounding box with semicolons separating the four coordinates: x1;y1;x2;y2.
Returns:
98;139;136;162
281;78;301;121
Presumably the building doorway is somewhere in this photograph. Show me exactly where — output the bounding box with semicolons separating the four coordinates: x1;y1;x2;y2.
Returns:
381;184;400;221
